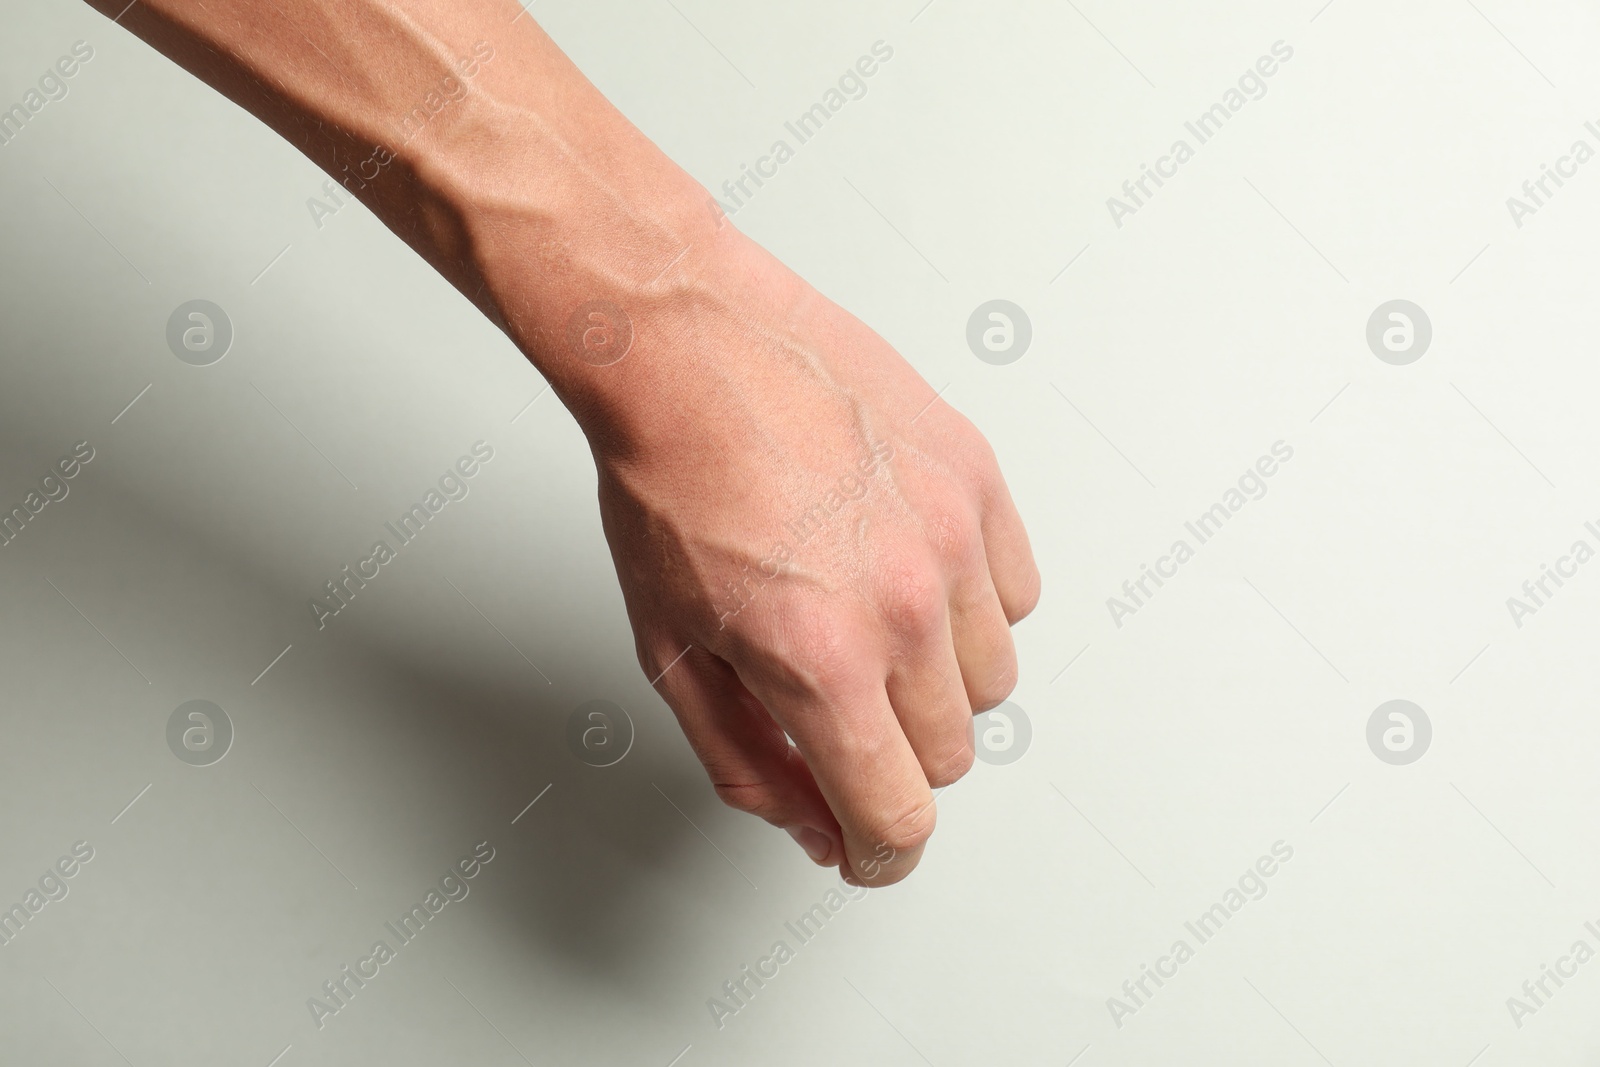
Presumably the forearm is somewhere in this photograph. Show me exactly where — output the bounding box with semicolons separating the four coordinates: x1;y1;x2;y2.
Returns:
88;0;753;448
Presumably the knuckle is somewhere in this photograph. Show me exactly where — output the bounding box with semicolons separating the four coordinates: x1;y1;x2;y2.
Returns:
955;422;1001;481
878;561;946;638
972;648;1020;712
1010;564;1043;621
924;504;980;566
927;739;974;788
791;614;850;671
735;598;856;698
867;797;938;856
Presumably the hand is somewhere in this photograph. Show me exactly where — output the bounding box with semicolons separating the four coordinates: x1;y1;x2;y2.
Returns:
589;236;1040;885
88;0;1040;885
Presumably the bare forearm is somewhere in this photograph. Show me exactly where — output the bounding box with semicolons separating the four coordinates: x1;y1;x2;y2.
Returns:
87;0;741;446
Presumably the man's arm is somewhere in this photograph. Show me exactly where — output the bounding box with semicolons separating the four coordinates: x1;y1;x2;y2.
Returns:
86;0;1040;885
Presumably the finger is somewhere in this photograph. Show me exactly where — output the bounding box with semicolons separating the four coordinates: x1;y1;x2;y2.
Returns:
917;495;1020;713
650;644;843;867
741;655;935;887
884;608;974;789
948;564;1020;712
979;473;1041;624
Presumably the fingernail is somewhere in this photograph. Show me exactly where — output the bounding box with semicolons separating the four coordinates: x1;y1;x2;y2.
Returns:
787;826;832;864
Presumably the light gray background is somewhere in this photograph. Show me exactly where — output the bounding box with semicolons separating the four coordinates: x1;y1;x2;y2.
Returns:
2;0;1597;1064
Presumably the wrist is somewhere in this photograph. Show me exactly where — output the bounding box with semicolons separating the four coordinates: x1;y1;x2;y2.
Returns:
424;117;795;457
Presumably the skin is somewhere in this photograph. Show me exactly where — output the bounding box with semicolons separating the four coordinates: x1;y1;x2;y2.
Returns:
86;0;1040;885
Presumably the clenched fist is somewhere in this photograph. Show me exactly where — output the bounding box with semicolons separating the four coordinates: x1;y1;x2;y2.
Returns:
581;236;1040;885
